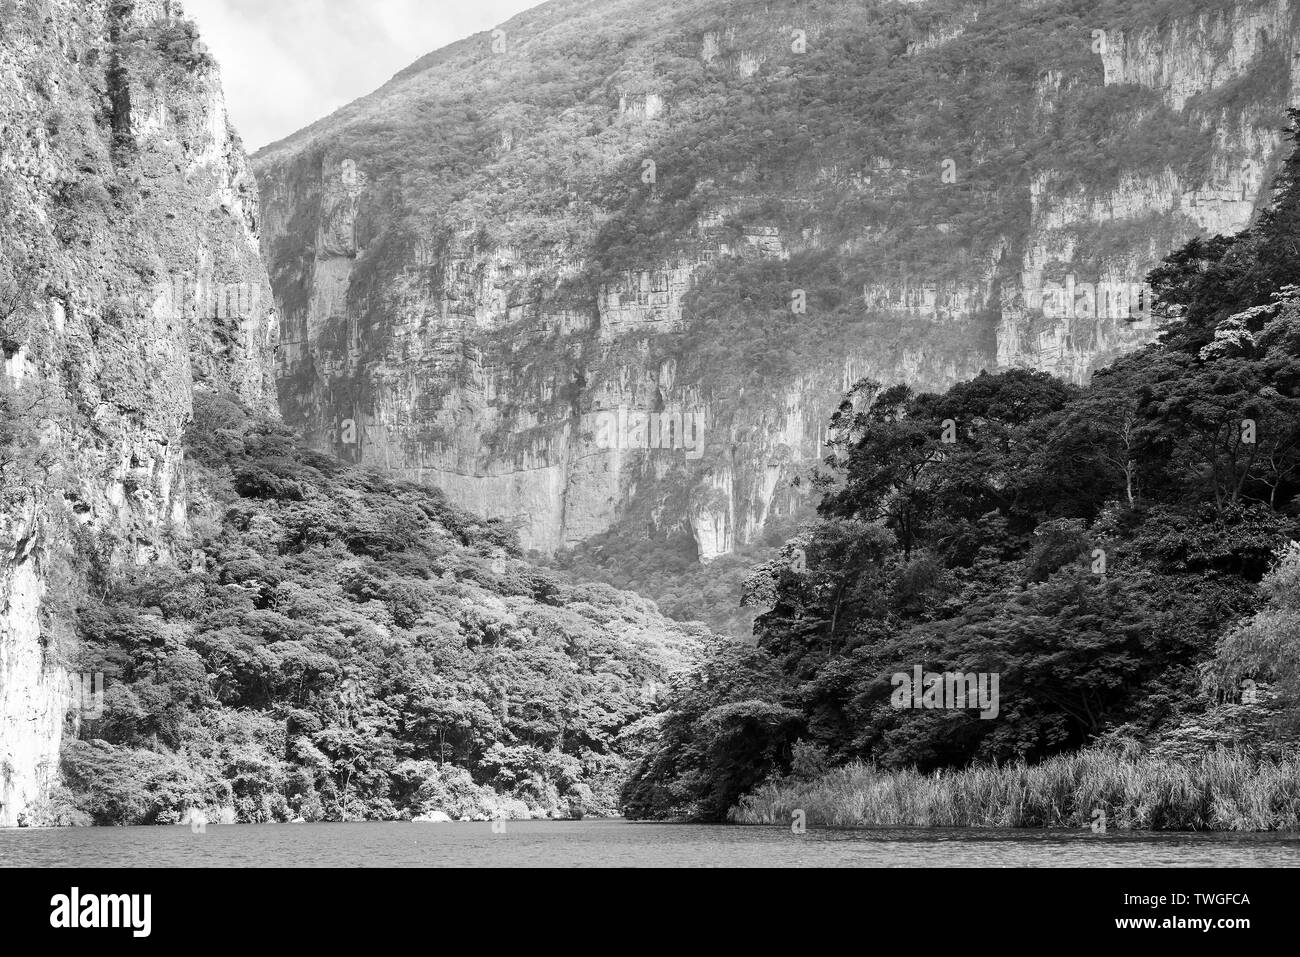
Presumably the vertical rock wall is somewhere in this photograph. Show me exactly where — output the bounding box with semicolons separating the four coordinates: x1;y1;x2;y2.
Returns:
255;0;1300;562
0;0;276;825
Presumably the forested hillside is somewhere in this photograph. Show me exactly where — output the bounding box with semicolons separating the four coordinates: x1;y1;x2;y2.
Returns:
621;113;1300;824
32;393;704;825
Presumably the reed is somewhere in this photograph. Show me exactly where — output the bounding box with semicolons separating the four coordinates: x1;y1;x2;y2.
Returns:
728;749;1300;830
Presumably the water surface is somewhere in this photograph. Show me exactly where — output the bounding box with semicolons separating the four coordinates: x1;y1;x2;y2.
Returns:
3;821;1298;867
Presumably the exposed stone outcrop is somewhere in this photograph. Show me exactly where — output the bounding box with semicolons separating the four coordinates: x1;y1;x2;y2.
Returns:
0;0;277;825
254;0;1300;564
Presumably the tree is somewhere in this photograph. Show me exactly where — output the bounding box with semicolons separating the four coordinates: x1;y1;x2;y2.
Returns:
1207;542;1300;717
0;177;53;352
0;377;59;505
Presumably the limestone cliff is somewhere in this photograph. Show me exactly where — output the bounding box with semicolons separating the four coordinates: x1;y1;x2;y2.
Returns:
0;0;276;825
254;0;1300;564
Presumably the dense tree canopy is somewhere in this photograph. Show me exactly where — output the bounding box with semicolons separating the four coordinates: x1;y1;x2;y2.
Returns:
44;396;703;825
622;113;1300;820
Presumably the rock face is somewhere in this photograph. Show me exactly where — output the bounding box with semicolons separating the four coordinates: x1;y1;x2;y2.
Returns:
0;0;276;825
255;0;1300;563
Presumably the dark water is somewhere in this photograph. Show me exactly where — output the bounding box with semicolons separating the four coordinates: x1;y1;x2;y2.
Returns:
2;821;1298;867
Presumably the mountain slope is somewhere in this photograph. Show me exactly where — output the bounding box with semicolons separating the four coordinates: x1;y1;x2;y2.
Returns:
47;394;702;824
625;116;1300;821
253;0;1300;584
1;0;277;826
1;0;706;827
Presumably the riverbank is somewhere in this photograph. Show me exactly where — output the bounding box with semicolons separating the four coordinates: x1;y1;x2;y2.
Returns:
729;749;1300;830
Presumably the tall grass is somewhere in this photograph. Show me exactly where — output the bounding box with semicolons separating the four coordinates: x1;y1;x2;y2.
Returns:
729;749;1300;830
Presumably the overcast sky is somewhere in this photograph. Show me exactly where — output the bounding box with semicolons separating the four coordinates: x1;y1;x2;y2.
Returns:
184;0;543;151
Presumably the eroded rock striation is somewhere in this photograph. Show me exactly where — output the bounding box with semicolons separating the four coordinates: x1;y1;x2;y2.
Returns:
254;0;1300;564
0;0;276;825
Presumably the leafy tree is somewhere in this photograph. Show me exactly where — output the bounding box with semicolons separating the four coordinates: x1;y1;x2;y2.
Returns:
59;394;704;824
1207;543;1300;721
624;121;1300;818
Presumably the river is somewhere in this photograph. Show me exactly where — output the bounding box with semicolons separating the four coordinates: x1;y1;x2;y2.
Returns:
2;820;1298;866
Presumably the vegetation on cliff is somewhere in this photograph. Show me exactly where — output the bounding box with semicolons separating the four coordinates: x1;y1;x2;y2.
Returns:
621;113;1300;824
2;0;283;825
255;0;1295;608
8;0;1299;833
34;398;703;825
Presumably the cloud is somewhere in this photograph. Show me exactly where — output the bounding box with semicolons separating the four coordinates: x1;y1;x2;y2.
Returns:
181;0;542;150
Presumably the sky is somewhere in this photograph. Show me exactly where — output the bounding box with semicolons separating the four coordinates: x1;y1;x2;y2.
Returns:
183;0;543;151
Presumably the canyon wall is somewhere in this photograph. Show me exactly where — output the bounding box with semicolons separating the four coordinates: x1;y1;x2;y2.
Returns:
254;0;1300;562
0;0;276;825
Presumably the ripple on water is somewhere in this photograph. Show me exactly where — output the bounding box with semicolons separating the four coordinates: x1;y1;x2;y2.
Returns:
1;821;1298;868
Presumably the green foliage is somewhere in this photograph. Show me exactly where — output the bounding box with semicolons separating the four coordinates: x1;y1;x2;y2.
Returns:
623;118;1300;820
120;17;214;77
546;517;800;638
620;639;800;820
731;747;1300;830
1207;543;1300;720
61;396;703;824
0;177;52;348
0;378;60;506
